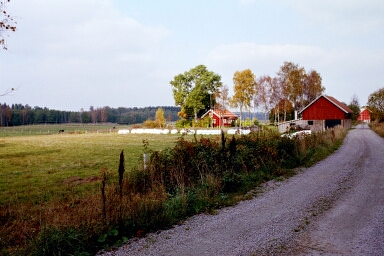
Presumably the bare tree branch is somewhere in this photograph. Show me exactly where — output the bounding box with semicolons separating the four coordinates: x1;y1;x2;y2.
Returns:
0;87;15;96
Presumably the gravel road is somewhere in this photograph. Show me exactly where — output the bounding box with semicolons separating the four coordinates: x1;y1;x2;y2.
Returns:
98;124;384;256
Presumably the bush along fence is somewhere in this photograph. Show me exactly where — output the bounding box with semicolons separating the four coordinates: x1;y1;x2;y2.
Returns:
1;126;346;255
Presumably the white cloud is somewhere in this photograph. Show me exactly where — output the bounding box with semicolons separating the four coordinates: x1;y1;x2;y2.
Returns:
206;43;384;104
282;0;384;35
3;0;172;109
12;0;170;60
206;43;328;75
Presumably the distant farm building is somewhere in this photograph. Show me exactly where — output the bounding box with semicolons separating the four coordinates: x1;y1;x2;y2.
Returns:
201;109;238;127
298;95;354;131
357;108;371;123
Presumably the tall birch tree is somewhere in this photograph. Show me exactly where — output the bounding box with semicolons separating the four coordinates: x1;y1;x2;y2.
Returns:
230;69;257;128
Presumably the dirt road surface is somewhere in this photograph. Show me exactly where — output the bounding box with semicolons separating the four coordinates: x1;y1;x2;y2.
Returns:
99;124;384;255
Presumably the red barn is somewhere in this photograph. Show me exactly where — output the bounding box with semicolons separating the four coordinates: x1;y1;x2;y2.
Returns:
201;109;238;127
298;95;353;131
357;108;371;123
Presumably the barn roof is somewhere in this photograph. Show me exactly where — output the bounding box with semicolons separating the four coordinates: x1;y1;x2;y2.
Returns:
360;107;372;113
298;95;354;115
201;109;238;119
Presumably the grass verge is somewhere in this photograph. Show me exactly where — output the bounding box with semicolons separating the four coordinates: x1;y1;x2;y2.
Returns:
370;122;384;138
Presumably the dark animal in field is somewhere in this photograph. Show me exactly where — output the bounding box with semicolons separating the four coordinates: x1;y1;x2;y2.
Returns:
58;129;64;133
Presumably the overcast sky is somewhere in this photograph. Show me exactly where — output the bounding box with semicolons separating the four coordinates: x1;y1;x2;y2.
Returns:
1;0;383;111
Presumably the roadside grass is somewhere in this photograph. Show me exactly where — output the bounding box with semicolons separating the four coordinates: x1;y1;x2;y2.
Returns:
300;128;345;167
0;124;347;255
370;122;384;138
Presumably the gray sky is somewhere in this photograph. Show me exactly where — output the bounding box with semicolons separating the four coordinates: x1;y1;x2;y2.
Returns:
1;0;383;111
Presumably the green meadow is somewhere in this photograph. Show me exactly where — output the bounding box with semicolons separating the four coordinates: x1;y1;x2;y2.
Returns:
0;125;179;207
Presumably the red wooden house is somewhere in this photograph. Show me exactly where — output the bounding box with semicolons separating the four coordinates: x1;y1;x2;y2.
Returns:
298;95;353;131
201;109;238;127
357;108;371;123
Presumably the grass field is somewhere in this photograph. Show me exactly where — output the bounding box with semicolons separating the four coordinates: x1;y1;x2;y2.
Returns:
0;123;126;137
0;125;180;207
1;124;349;255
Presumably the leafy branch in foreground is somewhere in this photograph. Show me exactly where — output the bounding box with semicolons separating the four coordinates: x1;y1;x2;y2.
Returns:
1;0;17;50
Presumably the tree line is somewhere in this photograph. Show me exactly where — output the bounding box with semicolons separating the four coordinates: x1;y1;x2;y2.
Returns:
0;104;180;126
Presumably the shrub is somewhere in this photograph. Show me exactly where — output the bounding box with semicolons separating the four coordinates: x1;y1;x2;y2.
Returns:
175;119;191;128
143;119;157;128
31;227;89;256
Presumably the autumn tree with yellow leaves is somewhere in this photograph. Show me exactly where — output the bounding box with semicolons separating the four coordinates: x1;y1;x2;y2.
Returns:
229;69;257;128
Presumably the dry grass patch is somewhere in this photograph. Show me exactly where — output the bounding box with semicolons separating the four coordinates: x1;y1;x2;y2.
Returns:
370;122;384;138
